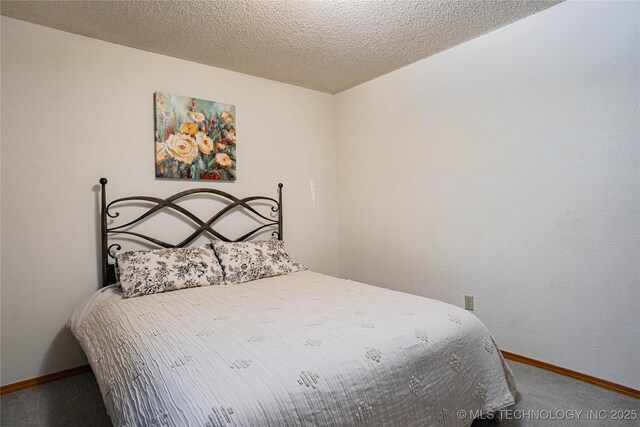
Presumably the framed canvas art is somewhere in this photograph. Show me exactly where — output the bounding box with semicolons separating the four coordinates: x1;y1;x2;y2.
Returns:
155;92;236;180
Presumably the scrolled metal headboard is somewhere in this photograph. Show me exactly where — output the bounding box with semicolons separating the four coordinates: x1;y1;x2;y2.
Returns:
99;178;283;287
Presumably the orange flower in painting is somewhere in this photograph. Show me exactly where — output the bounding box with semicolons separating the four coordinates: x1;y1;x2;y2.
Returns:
216;142;226;151
179;122;199;136
214;153;232;167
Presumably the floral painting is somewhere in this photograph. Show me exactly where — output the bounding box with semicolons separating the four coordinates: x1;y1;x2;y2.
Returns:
155;92;236;180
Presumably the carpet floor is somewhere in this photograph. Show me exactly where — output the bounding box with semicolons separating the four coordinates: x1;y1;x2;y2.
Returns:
1;361;638;426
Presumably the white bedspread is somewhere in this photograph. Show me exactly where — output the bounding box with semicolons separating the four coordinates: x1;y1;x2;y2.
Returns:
70;271;516;426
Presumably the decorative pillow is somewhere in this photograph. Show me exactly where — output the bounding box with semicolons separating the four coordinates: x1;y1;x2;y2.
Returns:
115;244;225;298
212;240;306;284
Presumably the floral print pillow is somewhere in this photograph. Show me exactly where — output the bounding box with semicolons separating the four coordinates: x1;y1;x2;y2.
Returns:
115;244;225;298
212;240;306;284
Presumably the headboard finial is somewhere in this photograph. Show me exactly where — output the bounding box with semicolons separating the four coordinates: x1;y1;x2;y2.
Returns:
277;183;283;241
100;178;108;185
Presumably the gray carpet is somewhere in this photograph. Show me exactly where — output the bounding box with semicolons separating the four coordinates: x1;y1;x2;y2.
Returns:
1;361;638;426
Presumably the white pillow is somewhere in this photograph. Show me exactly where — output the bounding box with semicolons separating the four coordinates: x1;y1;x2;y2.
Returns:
212;240;306;284
115;244;225;298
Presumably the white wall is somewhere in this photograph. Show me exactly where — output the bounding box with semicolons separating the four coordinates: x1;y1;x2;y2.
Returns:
336;0;639;390
0;17;338;386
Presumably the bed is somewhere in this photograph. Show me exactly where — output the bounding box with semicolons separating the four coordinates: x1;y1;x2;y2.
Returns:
69;179;516;426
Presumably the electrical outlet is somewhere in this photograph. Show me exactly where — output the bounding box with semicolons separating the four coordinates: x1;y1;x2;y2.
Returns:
464;295;474;311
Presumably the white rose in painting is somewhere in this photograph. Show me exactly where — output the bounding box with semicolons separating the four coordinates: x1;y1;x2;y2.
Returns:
214;153;232;167
191;112;205;123
155;141;168;162
221;111;235;123
195;132;214;154
225;129;236;144
165;133;199;164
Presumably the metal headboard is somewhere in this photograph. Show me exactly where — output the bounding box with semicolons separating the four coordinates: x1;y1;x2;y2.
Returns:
99;178;283;287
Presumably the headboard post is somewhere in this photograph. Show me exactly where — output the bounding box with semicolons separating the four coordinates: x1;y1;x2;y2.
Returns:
278;183;283;241
99;178;108;287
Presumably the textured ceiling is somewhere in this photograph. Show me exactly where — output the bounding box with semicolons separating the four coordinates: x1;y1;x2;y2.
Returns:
1;0;561;94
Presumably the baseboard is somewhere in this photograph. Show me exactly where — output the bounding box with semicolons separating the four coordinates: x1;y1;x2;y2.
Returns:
0;365;91;395
501;350;640;399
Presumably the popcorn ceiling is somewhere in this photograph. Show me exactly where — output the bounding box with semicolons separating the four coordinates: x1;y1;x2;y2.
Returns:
1;0;560;94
